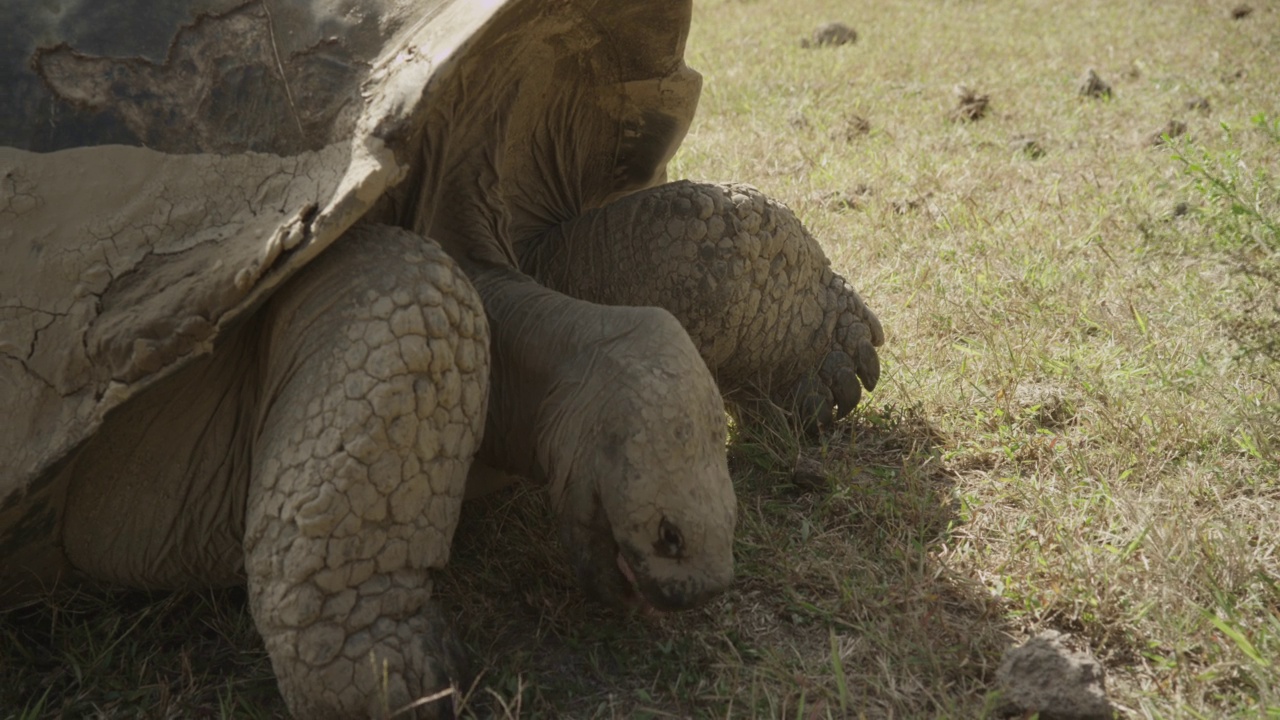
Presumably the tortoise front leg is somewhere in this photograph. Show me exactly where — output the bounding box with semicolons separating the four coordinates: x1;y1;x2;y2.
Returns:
520;180;883;429
246;224;488;719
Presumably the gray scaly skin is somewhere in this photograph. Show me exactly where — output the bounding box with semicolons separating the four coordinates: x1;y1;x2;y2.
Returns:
466;265;736;611
43;221;737;719
519;180;884;429
58;224;486;718
242;226;485;717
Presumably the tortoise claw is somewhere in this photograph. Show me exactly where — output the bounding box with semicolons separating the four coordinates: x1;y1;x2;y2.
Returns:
786;375;836;434
820;350;863;420
781;274;883;432
855;339;881;392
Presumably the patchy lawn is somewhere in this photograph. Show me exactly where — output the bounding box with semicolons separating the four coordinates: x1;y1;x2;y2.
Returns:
3;0;1278;718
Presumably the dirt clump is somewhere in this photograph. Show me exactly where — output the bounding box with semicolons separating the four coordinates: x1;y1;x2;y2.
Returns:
813;184;872;212
889;191;934;216
1146;119;1188;147
948;85;989;122
1077;68;1112;99
788;112;811;130
801;22;857;48
1185;96;1211;112
1012;382;1073;428
1010;134;1046;159
831;112;872;142
995;630;1114;720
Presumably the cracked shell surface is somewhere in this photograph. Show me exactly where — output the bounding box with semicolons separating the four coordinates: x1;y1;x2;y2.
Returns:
0;0;497;515
1;0;702;530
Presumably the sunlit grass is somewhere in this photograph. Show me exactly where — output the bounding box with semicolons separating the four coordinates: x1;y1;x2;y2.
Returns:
3;0;1278;718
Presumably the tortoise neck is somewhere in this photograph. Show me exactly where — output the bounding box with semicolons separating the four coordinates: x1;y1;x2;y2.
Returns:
467;266;632;483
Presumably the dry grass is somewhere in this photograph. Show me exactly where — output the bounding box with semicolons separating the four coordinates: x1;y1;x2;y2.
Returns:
4;0;1279;718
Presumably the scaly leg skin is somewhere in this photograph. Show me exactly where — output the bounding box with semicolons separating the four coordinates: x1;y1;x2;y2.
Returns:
245;224;488;719
520;180;884;430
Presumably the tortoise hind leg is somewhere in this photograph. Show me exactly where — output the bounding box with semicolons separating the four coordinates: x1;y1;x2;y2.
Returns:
520;180;883;431
246;223;487;718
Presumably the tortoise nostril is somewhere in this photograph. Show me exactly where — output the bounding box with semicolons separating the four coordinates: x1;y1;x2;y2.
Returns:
654;517;684;558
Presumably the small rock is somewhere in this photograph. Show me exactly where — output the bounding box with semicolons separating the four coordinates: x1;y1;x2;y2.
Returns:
791;454;827;489
801;22;857;48
1230;4;1253;19
1147;119;1188;146
995;630;1114;720
1185;96;1211;112
1010;134;1046;159
831;113;872;142
949;85;990;122
1078;68;1112;99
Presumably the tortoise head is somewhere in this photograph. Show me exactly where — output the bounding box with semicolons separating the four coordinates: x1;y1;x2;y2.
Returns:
538;307;736;612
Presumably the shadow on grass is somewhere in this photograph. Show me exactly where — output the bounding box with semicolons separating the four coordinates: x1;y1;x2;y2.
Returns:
441;402;1013;718
0;586;282;719
0;405;1006;719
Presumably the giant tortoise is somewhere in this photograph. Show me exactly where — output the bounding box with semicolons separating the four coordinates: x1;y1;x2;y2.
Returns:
0;0;884;716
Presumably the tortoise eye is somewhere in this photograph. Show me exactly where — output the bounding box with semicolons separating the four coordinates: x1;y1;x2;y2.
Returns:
654;517;684;559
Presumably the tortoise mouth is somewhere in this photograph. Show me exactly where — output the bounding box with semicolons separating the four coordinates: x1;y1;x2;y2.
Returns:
615;543;720;613
615;550;657;614
570;512;664;613
564;503;647;611
563;489;716;613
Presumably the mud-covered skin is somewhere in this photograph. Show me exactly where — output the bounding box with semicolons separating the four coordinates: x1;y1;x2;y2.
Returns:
244;225;485;718
520;180;884;427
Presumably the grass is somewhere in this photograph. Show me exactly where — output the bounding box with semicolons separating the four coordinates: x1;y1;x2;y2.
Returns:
4;0;1279;717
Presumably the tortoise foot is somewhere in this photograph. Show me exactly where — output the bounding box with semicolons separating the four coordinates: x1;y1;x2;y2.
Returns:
246;224;485;718
522;180;884;432
776;268;883;431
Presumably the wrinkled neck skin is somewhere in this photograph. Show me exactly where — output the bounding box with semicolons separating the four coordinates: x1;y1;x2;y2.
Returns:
466;265;617;485
467;264;736;611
